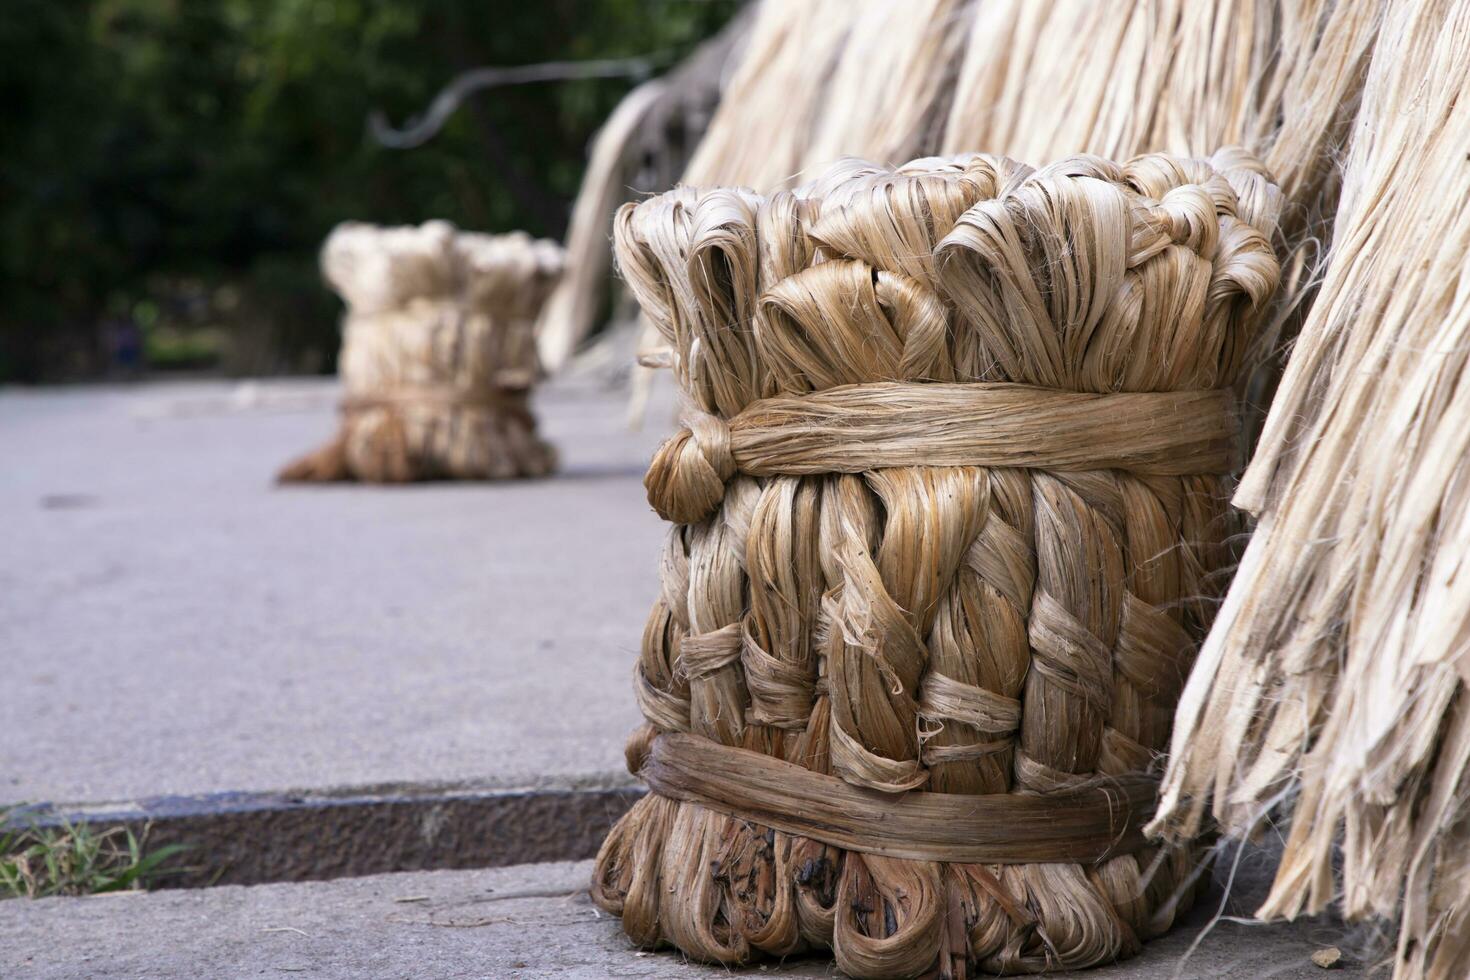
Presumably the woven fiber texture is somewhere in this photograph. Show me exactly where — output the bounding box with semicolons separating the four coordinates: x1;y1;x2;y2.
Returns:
278;221;564;483
593;150;1281;976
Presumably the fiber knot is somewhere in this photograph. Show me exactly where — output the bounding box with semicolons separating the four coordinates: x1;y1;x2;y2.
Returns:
644;412;735;524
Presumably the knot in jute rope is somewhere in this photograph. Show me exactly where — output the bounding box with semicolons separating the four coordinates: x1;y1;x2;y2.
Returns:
646;381;1239;524
644;413;737;524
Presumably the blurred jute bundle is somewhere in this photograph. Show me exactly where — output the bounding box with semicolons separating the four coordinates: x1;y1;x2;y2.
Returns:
279;221;564;483
593;150;1281;975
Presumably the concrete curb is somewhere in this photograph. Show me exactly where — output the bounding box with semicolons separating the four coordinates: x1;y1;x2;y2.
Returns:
9;784;642;888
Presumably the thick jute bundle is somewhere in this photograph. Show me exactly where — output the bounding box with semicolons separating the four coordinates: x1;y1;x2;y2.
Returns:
278;221;564;483
592;149;1282;976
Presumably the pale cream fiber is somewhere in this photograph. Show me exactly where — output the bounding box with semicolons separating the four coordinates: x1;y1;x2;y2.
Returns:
593;150;1281;976
1151;3;1470;978
619;0;1378;422
797;0;969;171
533;80;668;376
685;0;1373;218
279;221;563;482
680;0;862;191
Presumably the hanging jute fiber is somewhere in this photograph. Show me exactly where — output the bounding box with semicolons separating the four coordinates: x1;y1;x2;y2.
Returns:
278;221;564;483
1151;2;1470;977
614;0;1377;430
534;7;754;375
592;149;1282;976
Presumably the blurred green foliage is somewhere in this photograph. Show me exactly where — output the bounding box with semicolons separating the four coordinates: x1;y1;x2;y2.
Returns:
0;0;735;381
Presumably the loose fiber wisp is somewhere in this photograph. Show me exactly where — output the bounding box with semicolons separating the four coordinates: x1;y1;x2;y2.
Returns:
1152;3;1470;977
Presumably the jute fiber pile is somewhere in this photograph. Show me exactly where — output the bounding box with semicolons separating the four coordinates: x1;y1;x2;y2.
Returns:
279;221;564;483
593;149;1282;975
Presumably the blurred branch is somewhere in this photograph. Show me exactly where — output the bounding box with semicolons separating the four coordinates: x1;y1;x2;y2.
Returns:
370;56;667;149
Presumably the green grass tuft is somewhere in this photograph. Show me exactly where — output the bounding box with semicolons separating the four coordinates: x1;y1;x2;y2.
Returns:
0;807;190;899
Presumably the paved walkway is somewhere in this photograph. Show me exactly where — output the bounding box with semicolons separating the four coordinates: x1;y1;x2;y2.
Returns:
2;378;667;805
2;861;1367;980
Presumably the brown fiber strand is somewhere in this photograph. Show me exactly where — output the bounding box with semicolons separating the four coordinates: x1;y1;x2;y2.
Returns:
1150;4;1470;979
592;150;1281;976
277;221;563;483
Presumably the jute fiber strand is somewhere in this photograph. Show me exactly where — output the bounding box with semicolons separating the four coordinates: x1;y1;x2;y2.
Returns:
679;0;871;191
592;150;1282;976
940;0;1378;361
1150;2;1470;977
940;0;1378;212
278;221;563;483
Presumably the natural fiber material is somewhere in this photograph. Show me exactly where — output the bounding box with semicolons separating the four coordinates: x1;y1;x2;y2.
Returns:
1150;3;1470;977
622;0;1376;425
278;221;564;483
938;0;1381;427
593;150;1281;976
643;733;1156;865
940;0;1376;212
685;0;1371;213
680;0;863;191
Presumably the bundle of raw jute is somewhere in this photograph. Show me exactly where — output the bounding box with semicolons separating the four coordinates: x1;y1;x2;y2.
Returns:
1150;2;1470;977
685;0;1375;213
592;149;1282;976
278;221;564;483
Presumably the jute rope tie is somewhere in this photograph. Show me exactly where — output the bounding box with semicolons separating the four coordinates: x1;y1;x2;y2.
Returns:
339;384;533;415
639;378;1238;863
646;381;1240;524
641;732;1156;864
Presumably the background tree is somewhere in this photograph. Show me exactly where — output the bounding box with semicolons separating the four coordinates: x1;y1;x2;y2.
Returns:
0;0;736;381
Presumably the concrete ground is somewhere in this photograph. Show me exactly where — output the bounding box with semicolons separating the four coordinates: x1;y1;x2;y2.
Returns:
1;860;1370;980
1;377;668;804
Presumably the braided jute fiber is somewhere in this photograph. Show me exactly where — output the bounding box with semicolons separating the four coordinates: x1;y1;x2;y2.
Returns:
592;149;1282;977
278;221;564;483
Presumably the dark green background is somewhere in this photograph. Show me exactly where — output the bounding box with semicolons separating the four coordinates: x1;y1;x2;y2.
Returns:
0;0;736;381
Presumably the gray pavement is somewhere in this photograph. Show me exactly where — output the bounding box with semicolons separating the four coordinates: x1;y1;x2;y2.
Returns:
0;860;1371;980
1;378;671;805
